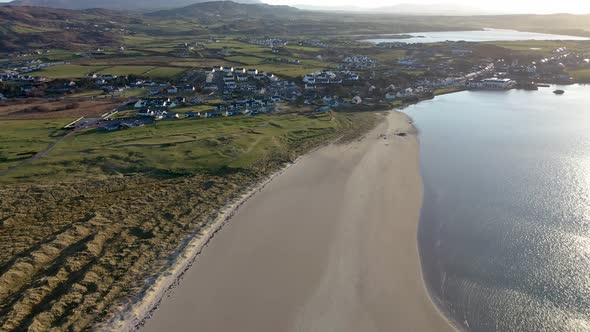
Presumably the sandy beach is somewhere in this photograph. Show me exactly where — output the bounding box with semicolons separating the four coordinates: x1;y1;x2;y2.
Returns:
139;110;455;332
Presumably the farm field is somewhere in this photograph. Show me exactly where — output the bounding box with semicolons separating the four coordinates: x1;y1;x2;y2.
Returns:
97;66;156;76
142;67;187;79
568;68;590;82
0;99;121;120
35;64;108;78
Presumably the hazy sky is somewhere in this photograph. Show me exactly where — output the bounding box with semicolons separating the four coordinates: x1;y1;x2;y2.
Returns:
0;0;588;13
262;0;590;14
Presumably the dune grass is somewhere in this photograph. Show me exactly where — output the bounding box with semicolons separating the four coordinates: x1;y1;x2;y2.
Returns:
0;110;378;331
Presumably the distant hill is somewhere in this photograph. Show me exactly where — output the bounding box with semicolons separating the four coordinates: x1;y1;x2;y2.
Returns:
148;1;303;19
374;3;503;16
293;3;503;16
4;0;262;11
0;6;131;51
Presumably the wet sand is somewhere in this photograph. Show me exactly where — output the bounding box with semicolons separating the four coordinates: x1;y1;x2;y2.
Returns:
140;111;455;332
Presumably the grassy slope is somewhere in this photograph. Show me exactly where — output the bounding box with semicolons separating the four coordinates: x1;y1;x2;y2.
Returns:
0;119;70;172
0;111;379;332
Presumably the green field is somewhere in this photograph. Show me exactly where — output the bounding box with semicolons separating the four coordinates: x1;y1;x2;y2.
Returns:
98;66;156;76
174;105;216;113
0;119;71;173
67;89;105;98
434;87;465;96
142;67;188;79
35;64;108;78
226;56;266;65
568;68;590;82
1;112;375;183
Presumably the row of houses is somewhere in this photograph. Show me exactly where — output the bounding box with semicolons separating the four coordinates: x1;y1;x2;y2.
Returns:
134;97;193;110
302;70;360;90
340;56;377;70
214;96;278;111
136;105;275;122
249;39;288;48
4;61;66;76
211;66;261;75
0;74;48;83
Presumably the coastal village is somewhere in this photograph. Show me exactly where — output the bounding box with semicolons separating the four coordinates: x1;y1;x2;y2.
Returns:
2;36;590;132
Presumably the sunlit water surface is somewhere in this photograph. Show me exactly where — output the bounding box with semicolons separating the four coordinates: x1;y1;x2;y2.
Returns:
404;85;590;331
366;28;590;44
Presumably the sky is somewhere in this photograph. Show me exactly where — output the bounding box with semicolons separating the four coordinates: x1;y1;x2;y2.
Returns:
0;0;588;14
262;0;590;14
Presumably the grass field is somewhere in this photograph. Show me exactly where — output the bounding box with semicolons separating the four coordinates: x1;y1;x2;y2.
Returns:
0;99;121;120
67;90;104;98
174;105;215;113
97;66;156;76
35;64;189;80
568;68;590;82
142;67;187;79
434;87;465;96
35;65;108;79
3;112;373;182
487;40;589;56
0;111;378;332
0;119;70;172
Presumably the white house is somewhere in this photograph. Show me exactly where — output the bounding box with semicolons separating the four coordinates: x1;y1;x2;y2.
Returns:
167;86;178;94
352;96;363;104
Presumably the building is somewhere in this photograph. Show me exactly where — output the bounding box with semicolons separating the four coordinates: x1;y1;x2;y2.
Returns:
167;86;178;94
467;78;516;90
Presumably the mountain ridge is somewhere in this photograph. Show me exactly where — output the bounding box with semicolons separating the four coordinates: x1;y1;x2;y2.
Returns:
3;0;262;11
147;1;303;18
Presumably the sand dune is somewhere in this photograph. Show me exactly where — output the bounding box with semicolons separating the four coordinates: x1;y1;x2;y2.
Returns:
140;111;454;332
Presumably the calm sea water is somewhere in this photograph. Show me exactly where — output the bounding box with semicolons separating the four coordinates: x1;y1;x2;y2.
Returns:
404;85;590;332
367;28;590;44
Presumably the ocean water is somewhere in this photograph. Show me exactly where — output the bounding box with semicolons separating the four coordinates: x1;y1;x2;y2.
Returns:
404;85;590;331
366;28;590;44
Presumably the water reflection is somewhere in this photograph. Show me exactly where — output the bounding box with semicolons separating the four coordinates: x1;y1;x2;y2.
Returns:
405;85;590;331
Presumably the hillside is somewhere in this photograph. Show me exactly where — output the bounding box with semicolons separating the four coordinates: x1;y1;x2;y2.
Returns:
148;1;303;19
0;6;133;51
4;0;261;11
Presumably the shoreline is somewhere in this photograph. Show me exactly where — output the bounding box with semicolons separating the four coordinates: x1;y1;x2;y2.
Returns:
102;109;459;331
97;151;316;332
